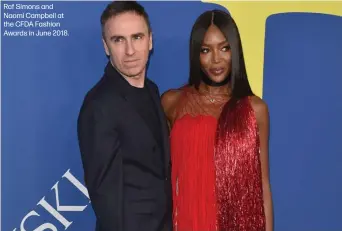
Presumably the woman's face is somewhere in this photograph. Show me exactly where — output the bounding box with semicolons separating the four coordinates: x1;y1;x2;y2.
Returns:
200;24;232;84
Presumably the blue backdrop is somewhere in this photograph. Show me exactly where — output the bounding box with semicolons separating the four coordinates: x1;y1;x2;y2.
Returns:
263;12;342;230
2;1;342;231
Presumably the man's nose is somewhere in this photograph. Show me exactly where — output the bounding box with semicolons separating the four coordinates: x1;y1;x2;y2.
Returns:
125;40;136;56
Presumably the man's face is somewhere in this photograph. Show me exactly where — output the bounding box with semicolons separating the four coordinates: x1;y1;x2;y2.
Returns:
102;12;152;79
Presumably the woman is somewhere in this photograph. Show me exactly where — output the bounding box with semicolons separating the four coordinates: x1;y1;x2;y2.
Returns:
161;10;273;231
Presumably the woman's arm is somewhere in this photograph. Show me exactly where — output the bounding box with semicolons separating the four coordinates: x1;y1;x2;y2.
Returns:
161;89;182;129
251;96;274;231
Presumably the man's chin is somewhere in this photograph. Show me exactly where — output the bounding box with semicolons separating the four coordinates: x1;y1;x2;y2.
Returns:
122;68;144;78
123;71;142;79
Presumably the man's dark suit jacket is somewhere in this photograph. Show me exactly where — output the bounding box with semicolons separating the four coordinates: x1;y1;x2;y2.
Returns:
77;62;172;231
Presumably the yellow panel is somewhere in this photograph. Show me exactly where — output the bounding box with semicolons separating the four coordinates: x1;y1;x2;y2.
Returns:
203;1;342;97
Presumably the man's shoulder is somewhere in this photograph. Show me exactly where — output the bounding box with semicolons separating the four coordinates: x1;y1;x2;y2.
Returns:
80;75;120;111
84;75;117;100
146;78;159;91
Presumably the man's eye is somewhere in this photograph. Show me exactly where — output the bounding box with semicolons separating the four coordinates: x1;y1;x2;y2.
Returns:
134;35;142;40
113;37;123;43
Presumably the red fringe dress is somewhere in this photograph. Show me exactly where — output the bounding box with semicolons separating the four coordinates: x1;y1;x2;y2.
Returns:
170;87;265;231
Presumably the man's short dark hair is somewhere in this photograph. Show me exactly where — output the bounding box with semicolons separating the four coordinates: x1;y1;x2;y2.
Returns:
100;1;151;36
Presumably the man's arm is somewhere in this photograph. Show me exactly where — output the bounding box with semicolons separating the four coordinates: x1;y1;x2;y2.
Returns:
77;100;123;231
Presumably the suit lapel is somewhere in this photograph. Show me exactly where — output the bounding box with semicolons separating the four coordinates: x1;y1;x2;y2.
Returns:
105;62;170;176
146;82;170;175
104;63;157;144
120;85;159;144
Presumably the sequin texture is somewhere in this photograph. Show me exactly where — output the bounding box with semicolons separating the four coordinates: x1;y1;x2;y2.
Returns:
215;97;266;231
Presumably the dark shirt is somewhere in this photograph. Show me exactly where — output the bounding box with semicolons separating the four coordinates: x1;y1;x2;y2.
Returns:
115;72;163;153
129;83;162;147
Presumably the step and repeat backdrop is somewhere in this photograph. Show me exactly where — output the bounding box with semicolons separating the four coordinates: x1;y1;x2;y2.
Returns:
2;1;342;230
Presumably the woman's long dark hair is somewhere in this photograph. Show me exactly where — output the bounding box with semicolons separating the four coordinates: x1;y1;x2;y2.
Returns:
188;11;266;231
188;10;254;99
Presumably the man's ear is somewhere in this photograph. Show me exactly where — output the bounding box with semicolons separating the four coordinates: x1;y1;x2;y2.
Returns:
102;38;110;56
149;32;153;51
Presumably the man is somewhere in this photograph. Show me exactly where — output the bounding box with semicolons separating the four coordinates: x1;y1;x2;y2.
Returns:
77;2;172;231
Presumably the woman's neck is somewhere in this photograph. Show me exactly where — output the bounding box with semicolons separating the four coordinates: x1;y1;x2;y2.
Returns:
199;81;231;95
